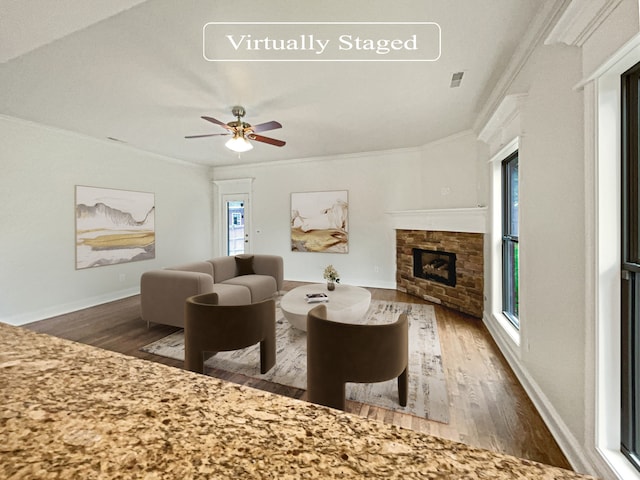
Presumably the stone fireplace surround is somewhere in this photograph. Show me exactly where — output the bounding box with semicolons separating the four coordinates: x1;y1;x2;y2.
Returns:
388;208;486;318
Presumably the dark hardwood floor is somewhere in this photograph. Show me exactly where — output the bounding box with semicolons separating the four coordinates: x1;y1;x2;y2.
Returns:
24;281;572;470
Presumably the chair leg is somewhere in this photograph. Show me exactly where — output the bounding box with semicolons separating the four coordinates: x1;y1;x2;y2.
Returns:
398;368;408;407
308;379;346;411
259;313;276;374
259;337;275;374
184;342;204;374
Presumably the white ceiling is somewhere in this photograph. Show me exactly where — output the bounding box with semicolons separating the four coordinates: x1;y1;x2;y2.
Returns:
0;0;554;167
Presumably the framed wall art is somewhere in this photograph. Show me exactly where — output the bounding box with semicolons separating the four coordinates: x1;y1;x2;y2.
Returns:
75;185;155;269
291;190;348;253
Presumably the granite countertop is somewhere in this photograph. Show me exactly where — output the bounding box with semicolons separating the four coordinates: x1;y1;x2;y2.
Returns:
0;322;597;479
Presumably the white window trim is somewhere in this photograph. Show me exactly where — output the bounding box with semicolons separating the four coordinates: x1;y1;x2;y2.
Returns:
583;31;640;480
485;138;521;358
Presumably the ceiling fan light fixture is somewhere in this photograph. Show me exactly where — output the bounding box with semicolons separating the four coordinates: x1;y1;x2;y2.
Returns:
225;133;253;153
186;106;284;151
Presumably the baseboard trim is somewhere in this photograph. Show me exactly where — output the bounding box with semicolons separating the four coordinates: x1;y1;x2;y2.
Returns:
482;311;597;476
1;287;140;326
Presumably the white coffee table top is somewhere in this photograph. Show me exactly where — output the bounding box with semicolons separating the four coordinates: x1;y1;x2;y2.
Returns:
280;284;372;332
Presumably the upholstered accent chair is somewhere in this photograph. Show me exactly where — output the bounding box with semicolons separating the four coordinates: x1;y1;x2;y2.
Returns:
306;304;409;411
184;292;276;374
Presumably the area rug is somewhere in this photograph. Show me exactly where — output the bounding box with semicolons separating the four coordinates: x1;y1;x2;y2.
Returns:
140;300;450;423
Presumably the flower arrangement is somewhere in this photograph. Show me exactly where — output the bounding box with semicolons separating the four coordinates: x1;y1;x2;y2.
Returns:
323;265;340;283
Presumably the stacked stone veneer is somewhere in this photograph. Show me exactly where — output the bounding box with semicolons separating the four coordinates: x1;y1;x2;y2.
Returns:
396;229;484;318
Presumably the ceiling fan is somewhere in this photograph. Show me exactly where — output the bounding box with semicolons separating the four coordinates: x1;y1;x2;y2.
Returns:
185;106;285;153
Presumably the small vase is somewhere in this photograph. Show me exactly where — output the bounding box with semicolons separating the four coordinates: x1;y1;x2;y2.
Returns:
327;281;335;291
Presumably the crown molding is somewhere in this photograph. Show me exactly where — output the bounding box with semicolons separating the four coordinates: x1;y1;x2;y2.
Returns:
477;94;527;148
212;129;478;175
473;1;570;135
0;114;208;170
574;30;640;91
544;0;624;47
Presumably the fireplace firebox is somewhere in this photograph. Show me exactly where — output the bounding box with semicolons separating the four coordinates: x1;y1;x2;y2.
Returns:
412;248;456;287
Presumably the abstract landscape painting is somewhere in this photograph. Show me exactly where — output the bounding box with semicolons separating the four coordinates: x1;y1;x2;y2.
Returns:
291;190;348;253
75;186;155;269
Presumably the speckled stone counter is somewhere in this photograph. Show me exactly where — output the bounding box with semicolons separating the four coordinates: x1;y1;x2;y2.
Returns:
0;322;596;479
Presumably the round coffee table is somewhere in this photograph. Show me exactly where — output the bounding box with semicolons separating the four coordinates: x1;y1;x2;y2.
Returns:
280;284;372;331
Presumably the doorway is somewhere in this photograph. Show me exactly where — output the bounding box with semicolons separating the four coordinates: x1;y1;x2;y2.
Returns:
224;194;249;256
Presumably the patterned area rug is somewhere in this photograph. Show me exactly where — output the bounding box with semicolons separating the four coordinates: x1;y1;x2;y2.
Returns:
140;300;449;423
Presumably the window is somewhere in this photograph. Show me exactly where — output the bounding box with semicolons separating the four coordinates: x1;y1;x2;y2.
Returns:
502;151;519;328
621;62;640;472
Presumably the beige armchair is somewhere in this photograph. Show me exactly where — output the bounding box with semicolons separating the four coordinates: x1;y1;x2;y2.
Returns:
184;292;276;375
306;304;408;411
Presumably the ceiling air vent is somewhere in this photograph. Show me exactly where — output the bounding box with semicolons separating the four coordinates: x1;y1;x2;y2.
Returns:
450;71;464;88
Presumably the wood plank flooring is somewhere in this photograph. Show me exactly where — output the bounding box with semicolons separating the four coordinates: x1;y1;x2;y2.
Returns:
23;281;572;470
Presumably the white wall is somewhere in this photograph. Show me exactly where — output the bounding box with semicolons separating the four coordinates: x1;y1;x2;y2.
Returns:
480;39;590;470
519;42;587;440
212;131;484;289
0;115;213;325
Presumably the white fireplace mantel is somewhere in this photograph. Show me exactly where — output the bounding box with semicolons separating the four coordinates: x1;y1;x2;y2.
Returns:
386;207;487;233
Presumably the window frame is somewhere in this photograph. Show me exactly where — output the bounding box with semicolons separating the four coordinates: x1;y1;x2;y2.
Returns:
501;150;520;329
621;61;640;472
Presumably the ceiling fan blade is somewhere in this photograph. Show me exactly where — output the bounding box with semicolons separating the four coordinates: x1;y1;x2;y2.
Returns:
201;116;233;131
249;134;286;147
185;133;230;139
249;120;282;133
